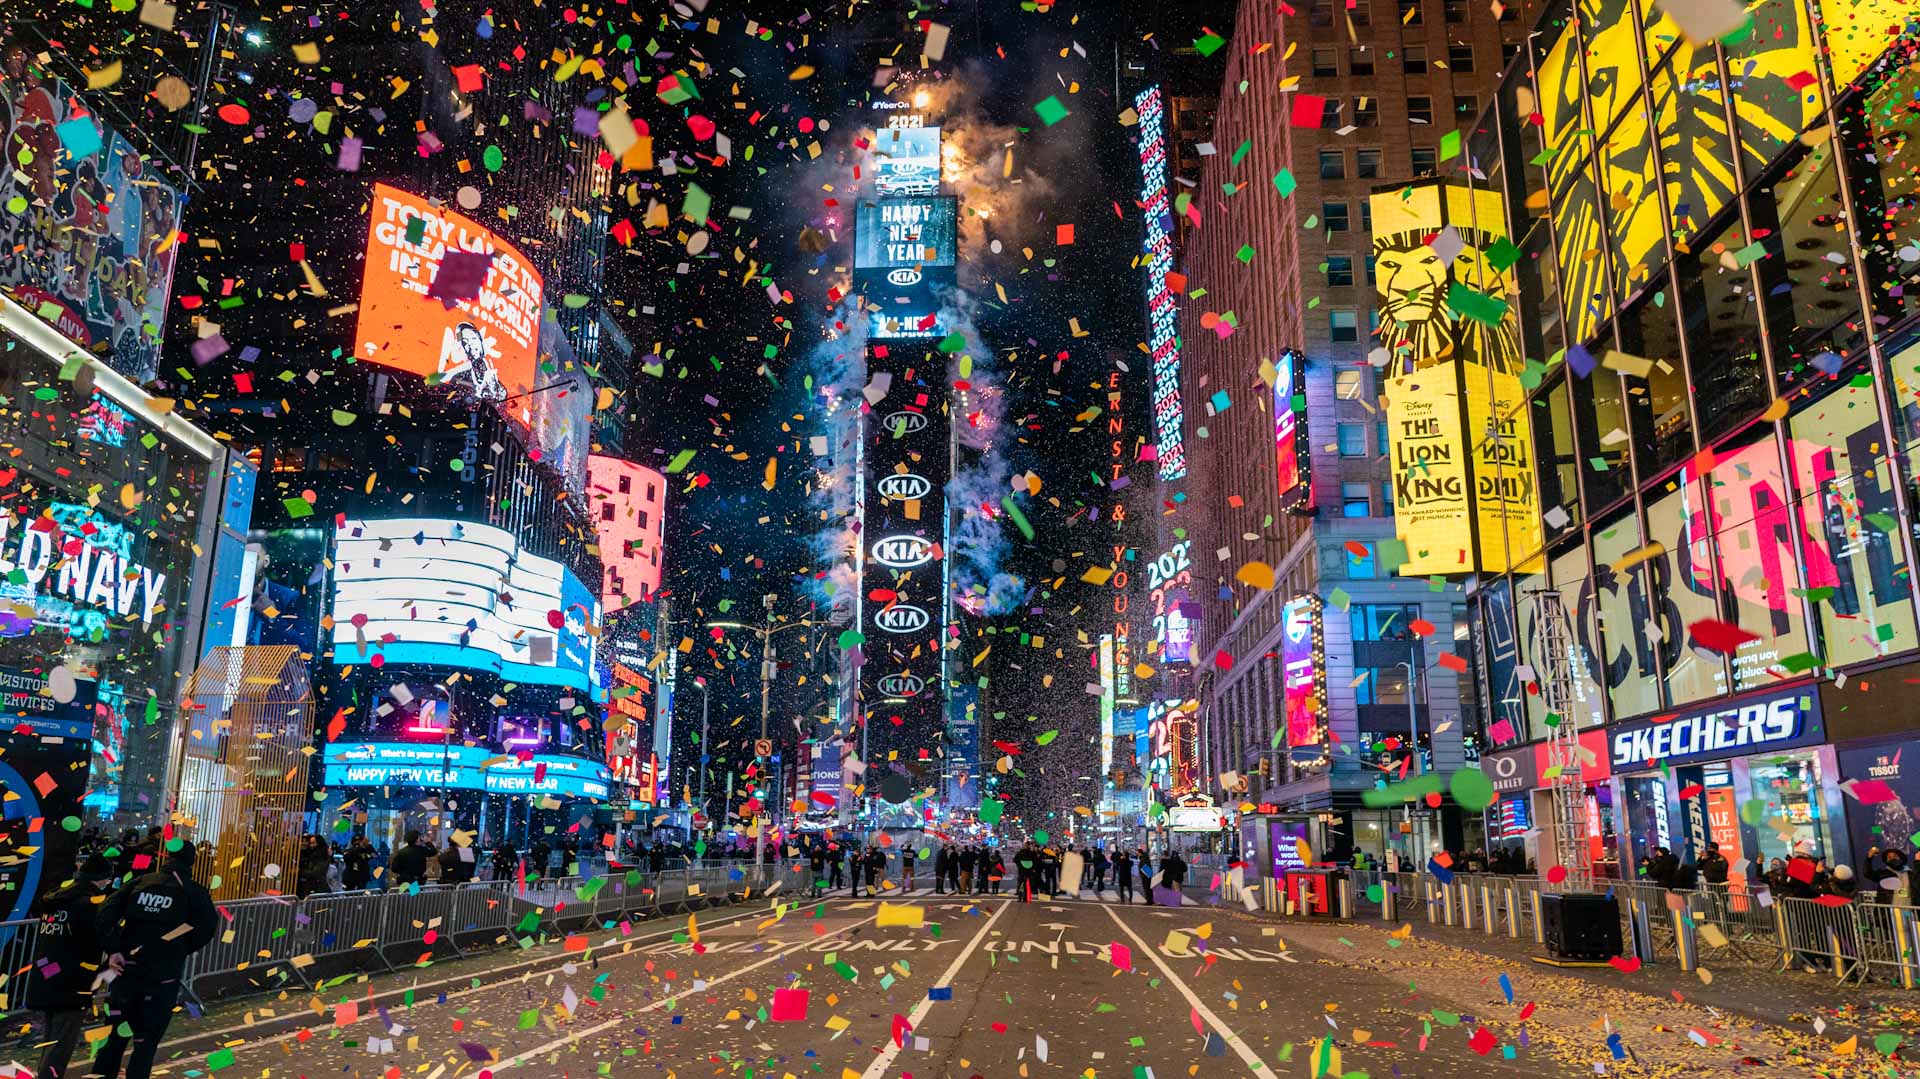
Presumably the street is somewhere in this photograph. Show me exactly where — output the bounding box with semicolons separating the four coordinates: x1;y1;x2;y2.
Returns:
143;888;1855;1077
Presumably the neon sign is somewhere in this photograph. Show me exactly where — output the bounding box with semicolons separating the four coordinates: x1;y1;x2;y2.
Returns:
1136;85;1185;481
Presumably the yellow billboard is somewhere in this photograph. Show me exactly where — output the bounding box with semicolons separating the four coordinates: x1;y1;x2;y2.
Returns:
1372;179;1541;575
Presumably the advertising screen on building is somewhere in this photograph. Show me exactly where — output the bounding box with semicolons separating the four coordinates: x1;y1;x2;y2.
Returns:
354;184;546;416
322;742;610;800
1135;84;1186;482
0;62;186;384
946;684;981;810
1146;540;1193;665
1371;180;1542;576
1274;349;1311;513
1282;594;1326;749
854;197;957;270
872;126;942;196
330;518;602;696
586;455;667;611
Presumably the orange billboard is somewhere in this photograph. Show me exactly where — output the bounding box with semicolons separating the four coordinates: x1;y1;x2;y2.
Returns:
354;184;545;417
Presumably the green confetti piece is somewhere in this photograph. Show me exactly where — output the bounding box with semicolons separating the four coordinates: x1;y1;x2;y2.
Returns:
1440;129;1462;161
1236;243;1255;263
1875;1033;1903;1056
405;216;426;245
979;798;1004;824
1776;652;1819;673
664;448;696;473
1035;729;1059;745
682;181;712;224
1445;281;1509;326
1272;168;1297;196
937;332;968;353
999;495;1035;540
517;1008;540;1030
831;961;858;982
1231;139;1251;166
483;145;504;172
1194;31;1226;56
1432;1009;1462;1026
282;496;314;519
1033;95;1070;126
1449;766;1496;810
207;1048;236;1071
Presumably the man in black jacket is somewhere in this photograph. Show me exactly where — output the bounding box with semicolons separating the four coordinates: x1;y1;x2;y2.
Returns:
390;831;433;886
30;853;115;1079
343;837;374;890
94;841;218;1079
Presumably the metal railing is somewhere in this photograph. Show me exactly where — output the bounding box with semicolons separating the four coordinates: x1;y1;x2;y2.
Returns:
0;864;809;1020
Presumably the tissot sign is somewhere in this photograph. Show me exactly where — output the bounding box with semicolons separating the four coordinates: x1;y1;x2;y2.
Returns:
1608;687;1821;772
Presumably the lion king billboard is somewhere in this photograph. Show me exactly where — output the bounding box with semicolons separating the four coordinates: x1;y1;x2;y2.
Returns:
1370;179;1542;576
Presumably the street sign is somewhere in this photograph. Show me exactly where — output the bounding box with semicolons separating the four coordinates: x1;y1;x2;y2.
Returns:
755;739;773;757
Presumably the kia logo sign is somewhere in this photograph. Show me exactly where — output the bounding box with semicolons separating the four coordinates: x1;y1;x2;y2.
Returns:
877;473;932;500
877;673;925;696
885;410;927;435
887;267;924;287
873;604;931;633
872;535;934;569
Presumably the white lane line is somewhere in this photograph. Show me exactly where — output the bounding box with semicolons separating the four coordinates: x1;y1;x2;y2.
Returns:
498;910;885;1071
1102;903;1276;1077
162;893;829;1051
859;898;1011;1079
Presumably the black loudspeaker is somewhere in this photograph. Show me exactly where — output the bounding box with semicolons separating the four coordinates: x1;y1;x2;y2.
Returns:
1540;893;1622;960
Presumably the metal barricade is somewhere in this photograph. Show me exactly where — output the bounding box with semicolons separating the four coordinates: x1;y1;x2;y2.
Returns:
298;888;398;981
1774;896;1869;984
0;918;45;1018
183;896;310;1004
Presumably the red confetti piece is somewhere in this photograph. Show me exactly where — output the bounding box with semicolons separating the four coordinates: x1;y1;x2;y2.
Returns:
1608;956;1642;973
1688;618;1760;654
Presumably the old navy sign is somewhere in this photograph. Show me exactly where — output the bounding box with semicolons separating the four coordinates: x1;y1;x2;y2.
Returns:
1609;687;1821;772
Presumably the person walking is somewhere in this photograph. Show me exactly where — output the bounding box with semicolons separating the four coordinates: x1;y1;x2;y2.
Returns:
808;844;827;898
93;841;218;1079
342;836;374;890
29;853;114;1079
1136;847;1154;904
1091;847;1109;896
827;843;846;891
1112;848;1134;904
957;847;975;895
900;846;917;892
866;845;886;896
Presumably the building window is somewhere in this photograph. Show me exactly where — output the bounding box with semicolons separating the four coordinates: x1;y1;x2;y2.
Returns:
1403;44;1428;73
1382;480;1396;517
1411;146;1437;174
1313;46;1339;76
1448;44;1475;71
1338;423;1367;456
1335;368;1366;399
1364;253;1378;285
1455;94;1479;116
1359;200;1372;231
1320;148;1346;179
1444;0;1468;20
1356;147;1382;177
638;509;651;530
618;475;631;493
1342;482;1373;517
601;503;616;521
1324;201;1351;231
270;448;305;473
1353;603;1423;642
1408;96;1433;124
313;450;351;472
1502;41;1521;66
1330;309;1360;341
1310;0;1335;25
1377;421;1390;451
1348;542;1379;578
1351;0;1370;24
1349;47;1374;76
646;483;657;499
1327;254;1355;286
1400;0;1423;25
1355;98;1379;127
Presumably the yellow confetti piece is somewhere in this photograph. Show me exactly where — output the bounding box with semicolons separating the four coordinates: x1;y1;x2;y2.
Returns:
1235;561;1276;590
85;61;122;89
293;42;321;63
790;65;816;80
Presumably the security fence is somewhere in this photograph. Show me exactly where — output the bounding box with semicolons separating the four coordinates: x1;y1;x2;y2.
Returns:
1322;870;1919;990
0;862;812;1020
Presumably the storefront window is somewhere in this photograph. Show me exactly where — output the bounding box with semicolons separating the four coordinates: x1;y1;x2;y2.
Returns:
1679;215;1771;443
1516;221;1566;380
1850;52;1920;342
1590;510;1662;718
1744;753;1834;865
1787;373;1920;665
1709;432;1812;689
1550;153;1614;351
1615;273;1694;479
1753;142;1869;384
1;327;213;871
1551;541;1609;727
1648;36;1735;243
1643;470;1726;705
1599;92;1662;303
1623;774;1676;876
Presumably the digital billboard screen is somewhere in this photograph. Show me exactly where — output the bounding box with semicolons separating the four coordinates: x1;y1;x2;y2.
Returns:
872;126;942;196
854;197;957;270
1274;350;1312;513
322;742;610;800
1282;595;1326;748
354;184;545;417
329;518;602;697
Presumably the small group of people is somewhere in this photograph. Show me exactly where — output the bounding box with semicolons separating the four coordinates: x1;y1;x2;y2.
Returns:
30;840;218;1079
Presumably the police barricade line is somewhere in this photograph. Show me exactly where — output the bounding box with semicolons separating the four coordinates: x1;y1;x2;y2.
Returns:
297;889;400;982
447;880;516;950
0;918;45;1018
181;896;312;1006
1773;896;1870;985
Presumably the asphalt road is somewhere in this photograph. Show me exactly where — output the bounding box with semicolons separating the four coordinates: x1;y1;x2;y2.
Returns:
132;886;1864;1077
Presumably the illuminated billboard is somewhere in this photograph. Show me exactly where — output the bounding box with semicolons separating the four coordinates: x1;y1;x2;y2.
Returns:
1146;540;1193;664
1282;594;1326;750
586;455;666;611
872;126;942;196
329;518;602;696
1136;84;1186;481
322;742;610;800
1371;180;1542;575
854;197;957;270
354;184;545;417
1274;349;1311;513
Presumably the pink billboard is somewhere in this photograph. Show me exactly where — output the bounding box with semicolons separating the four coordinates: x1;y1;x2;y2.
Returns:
587;455;666;611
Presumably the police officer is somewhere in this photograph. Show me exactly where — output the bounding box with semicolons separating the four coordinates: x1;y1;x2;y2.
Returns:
94;840;217;1079
29;853;114;1079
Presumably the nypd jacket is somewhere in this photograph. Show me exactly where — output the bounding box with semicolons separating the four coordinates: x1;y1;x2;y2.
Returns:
97;868;218;984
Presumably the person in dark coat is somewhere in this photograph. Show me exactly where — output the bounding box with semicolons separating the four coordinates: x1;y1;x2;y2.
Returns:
94;842;218;1079
390;832;433;886
527;839;551;881
865;846;886;894
296;835;330;897
648;844;666;874
1112;848;1134;903
1698;842;1730;886
827;843;846;890
491;842;517;882
1136;847;1154;904
932;846;949;894
30;854;114;1079
342;837;374;890
1161;850;1188;902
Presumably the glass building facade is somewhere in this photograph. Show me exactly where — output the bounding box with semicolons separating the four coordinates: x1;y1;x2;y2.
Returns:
1456;0;1920;877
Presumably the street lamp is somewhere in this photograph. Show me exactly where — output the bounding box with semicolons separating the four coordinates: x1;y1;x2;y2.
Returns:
690;677;711;832
1394;658;1423;856
707;613;829;870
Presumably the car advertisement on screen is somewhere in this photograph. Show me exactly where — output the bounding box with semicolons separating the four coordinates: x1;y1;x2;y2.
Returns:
872;126;942;196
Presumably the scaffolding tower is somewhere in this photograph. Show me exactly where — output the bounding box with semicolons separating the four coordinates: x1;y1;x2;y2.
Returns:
1525;590;1590;891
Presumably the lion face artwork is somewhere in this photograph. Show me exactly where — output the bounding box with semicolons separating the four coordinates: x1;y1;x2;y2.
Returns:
1369;181;1523;378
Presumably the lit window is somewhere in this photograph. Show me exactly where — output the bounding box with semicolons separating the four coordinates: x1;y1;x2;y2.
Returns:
1338;423;1367;456
1335;368;1366;398
1330;310;1360;342
1327;255;1355;286
1342;482;1372;517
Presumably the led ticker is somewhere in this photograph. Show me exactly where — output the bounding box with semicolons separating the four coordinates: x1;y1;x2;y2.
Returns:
1135;85;1186;482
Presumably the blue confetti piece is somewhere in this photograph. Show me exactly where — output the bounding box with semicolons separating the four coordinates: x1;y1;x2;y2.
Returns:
1565;344;1597;378
928;987;953;1001
1210;390;1232;412
1427;858;1455;885
1606;1033;1625;1060
1498;972;1513;1003
56;118;102;159
1812;351;1845;375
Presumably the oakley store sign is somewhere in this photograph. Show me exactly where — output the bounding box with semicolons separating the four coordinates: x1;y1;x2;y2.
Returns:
1607;687;1823;773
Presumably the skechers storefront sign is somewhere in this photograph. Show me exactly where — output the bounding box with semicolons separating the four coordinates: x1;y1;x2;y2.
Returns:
1608;688;1822;773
